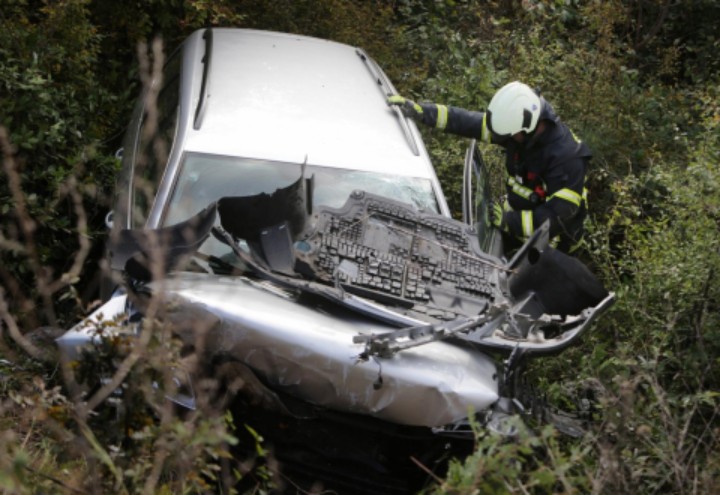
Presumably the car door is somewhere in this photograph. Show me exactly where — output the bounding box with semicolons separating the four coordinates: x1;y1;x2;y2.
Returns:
462;139;503;258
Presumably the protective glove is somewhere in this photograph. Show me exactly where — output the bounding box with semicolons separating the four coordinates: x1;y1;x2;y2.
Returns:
387;95;423;121
490;201;509;233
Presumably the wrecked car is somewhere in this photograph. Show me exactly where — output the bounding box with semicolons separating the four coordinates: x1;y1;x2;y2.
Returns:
57;28;613;492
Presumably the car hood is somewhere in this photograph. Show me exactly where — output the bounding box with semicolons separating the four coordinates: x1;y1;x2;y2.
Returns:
163;272;500;426
59;270;500;427
60;180;613;427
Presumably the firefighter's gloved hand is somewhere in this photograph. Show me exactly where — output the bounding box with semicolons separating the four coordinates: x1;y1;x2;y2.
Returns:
490;201;509;232
387;95;423;120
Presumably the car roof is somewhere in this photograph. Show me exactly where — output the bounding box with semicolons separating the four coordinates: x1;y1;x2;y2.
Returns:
180;28;436;179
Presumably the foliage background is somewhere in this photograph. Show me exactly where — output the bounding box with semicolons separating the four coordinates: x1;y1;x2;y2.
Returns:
1;0;718;493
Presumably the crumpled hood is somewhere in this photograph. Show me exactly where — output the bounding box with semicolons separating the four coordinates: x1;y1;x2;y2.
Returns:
158;271;499;427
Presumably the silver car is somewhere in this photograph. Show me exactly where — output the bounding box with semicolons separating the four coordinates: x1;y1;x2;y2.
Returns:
58;27;613;488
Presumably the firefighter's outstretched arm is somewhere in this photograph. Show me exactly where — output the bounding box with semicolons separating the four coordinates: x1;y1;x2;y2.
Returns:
388;95;491;141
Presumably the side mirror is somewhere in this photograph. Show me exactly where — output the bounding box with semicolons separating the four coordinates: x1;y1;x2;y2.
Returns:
105;210;114;230
115;147;124;160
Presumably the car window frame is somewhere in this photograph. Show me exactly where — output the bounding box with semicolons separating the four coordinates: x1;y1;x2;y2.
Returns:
130;47;183;228
462;140;503;256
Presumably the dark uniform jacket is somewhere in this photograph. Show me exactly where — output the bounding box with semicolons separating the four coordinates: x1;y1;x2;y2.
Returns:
415;98;591;252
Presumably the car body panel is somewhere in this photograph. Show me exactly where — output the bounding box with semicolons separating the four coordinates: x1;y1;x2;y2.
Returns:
146;28;449;229
186;30;431;175
58;271;500;427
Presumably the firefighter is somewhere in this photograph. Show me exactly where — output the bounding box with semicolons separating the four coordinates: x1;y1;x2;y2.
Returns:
388;81;591;254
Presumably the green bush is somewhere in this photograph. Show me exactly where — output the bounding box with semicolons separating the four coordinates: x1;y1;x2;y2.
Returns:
0;0;120;332
435;420;593;494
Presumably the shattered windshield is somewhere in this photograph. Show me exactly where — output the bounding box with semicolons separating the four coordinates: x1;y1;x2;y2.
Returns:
162;153;439;269
165;153;439;226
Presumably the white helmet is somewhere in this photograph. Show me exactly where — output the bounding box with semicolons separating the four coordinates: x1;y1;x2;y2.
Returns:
487;81;542;137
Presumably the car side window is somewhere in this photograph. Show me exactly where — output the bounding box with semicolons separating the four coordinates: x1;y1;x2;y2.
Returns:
131;49;181;227
472;149;493;250
463;141;503;256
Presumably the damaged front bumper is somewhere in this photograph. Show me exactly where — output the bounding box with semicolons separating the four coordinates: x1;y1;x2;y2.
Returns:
58;188;613;430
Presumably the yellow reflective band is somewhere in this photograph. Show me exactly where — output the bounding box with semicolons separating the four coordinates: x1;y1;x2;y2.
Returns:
436;104;448;129
507;177;534;200
521;210;534;238
481;113;490;143
549;188;583;207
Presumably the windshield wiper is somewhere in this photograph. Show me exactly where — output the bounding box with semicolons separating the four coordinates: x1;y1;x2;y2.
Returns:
353;306;493;359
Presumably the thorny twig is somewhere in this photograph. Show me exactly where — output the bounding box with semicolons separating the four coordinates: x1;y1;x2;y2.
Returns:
71;38;167;417
409;455;444;485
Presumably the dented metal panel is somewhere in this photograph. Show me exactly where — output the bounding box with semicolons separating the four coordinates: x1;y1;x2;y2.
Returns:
159;273;499;426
